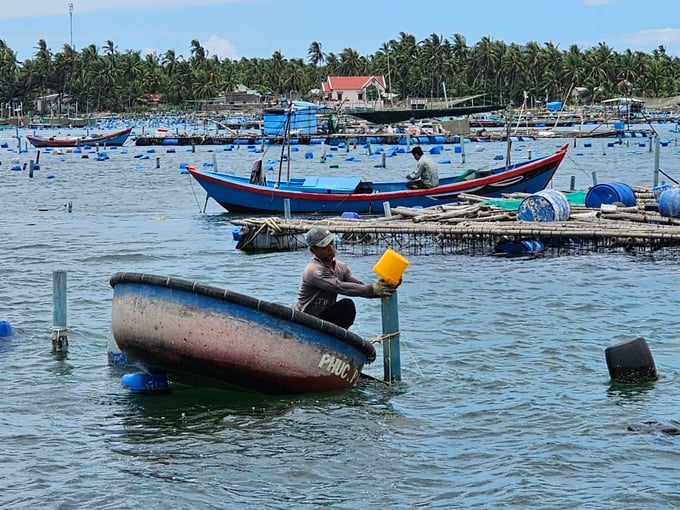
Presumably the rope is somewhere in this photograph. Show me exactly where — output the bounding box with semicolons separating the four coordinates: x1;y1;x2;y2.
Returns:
51;326;68;337
399;339;426;380
367;331;400;344
368;330;427;380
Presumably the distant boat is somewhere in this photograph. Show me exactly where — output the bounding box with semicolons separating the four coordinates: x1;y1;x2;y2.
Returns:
349;104;503;124
188;144;569;214
25;126;133;148
109;272;376;395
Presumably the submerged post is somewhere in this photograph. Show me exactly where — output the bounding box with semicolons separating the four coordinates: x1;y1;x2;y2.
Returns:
381;294;401;382
52;270;68;352
373;249;409;383
653;135;660;188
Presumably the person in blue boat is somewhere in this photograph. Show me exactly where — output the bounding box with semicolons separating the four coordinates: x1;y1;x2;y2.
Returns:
406;146;439;189
294;226;398;329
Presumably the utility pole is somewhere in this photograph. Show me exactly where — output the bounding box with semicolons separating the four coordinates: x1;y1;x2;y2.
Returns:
69;3;73;48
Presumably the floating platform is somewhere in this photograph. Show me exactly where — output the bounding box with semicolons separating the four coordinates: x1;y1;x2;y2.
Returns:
230;188;680;258
133;133;464;147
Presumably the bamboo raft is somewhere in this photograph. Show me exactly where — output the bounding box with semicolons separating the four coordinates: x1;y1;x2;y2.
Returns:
231;186;680;258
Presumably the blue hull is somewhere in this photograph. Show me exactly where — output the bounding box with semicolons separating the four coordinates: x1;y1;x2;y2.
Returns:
189;144;568;214
110;272;375;395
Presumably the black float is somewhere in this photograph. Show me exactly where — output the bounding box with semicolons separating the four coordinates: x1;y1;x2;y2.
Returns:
605;337;658;384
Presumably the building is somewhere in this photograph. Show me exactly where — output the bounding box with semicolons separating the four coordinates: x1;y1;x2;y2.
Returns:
321;76;387;108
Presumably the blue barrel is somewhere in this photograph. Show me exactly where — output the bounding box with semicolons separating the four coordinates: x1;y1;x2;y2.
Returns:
517;190;570;222
658;188;680;218
495;239;544;254
0;320;15;337
585;182;636;208
653;183;672;200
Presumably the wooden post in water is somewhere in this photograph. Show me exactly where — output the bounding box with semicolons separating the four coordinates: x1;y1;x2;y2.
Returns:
283;198;291;219
381;293;401;382
653;135;660;188
52;270;68;352
381;151;386;168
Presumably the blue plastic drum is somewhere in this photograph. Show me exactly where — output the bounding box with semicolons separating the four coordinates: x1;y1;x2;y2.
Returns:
517;190;571;222
658;188;680;218
585;182;636;208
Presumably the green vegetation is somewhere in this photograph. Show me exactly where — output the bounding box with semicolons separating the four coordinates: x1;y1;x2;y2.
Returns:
1;32;679;114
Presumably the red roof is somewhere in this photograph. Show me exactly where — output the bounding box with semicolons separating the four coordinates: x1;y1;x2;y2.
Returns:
322;76;386;93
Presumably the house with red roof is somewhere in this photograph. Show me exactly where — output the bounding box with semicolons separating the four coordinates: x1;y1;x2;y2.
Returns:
321;76;387;107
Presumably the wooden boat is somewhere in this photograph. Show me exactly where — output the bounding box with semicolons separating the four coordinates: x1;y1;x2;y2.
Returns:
25;126;133;148
349;104;503;124
188;144;569;214
109;272;376;395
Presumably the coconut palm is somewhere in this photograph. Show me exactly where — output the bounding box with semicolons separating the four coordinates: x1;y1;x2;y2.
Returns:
307;41;325;66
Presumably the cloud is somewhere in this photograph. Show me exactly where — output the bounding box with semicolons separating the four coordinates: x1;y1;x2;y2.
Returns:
0;0;244;18
623;28;680;45
203;35;238;60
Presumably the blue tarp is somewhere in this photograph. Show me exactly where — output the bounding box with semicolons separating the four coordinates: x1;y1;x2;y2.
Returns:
546;101;563;111
263;101;325;136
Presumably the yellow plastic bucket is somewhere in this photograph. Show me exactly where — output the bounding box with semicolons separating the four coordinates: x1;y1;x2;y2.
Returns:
373;248;409;285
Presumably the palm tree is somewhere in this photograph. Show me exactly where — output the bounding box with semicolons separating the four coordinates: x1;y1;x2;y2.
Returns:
307;41;325;66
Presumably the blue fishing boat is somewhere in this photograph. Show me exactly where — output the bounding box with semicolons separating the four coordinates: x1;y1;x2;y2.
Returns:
109;272;376;395
189;144;569;214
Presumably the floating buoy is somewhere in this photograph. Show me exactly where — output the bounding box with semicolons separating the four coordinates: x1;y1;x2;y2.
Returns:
627;421;680;435
605;337;658;384
120;372;170;394
494;239;544;255
232;226;242;241
340;211;360;219
0;320;15;337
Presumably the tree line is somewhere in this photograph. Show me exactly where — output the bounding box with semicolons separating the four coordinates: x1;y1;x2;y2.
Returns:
0;32;678;115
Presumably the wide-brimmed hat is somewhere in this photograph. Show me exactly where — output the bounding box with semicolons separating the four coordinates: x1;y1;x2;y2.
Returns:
305;226;335;247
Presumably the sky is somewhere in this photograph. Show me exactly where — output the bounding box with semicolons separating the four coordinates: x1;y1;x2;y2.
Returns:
1;0;679;64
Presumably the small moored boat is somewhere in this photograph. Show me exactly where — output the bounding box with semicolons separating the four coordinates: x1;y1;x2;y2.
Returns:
188;144;569;214
26;126;133;148
109;272;376;395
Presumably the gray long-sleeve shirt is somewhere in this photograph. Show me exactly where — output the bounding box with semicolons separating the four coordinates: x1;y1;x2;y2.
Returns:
293;256;375;317
407;154;439;188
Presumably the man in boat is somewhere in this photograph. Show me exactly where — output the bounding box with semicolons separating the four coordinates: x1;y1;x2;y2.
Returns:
406;146;439;189
293;227;398;329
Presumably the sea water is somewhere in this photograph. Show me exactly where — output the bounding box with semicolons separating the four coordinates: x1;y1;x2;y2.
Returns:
2;127;680;508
